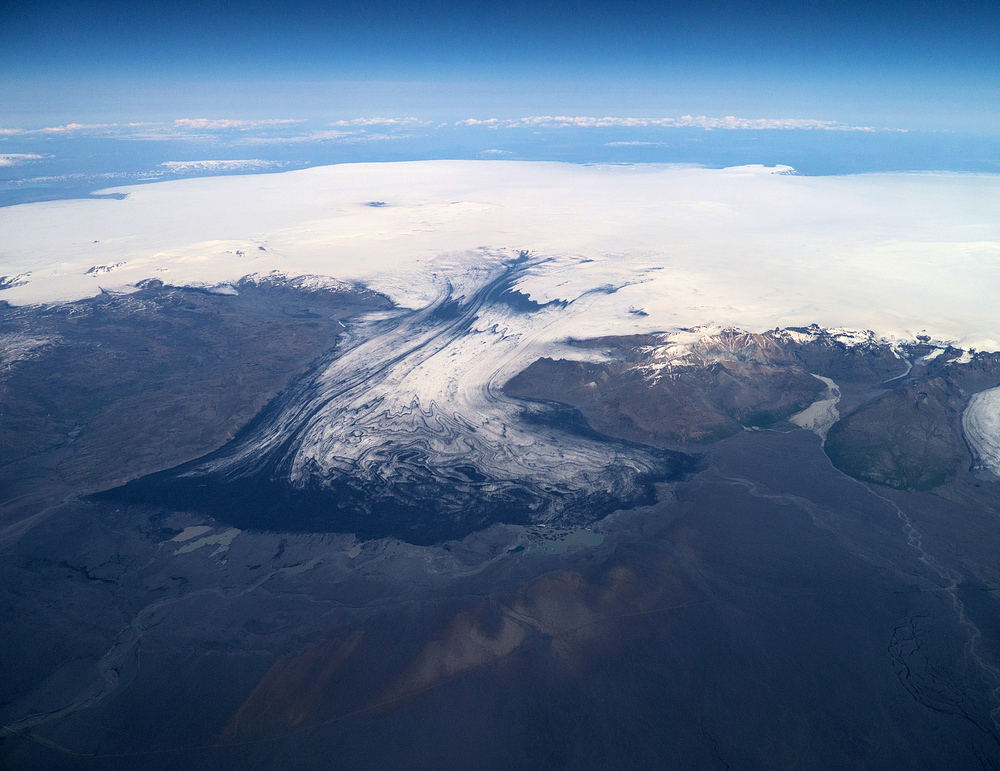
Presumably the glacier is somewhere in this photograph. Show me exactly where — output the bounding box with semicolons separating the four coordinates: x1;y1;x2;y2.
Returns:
963;387;1000;478
111;255;692;543
10;160;1000;540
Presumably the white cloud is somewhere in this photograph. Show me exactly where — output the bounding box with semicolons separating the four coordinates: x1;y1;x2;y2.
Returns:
229;130;359;145
330;117;429;127
455;118;502;127
457;115;883;131
0;153;46;166
233;130;411;146
172;118;303;130
0;115;891;144
0;123;119;136
159;160;282;172
36;123;120;134
335;132;412;144
479;149;512;156
0;119;303;139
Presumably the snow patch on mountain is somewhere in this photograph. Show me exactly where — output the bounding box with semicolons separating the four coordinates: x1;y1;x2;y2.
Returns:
0;333;59;372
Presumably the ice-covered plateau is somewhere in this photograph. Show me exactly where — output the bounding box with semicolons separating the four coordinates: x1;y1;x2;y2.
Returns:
4;161;999;539
1;161;998;349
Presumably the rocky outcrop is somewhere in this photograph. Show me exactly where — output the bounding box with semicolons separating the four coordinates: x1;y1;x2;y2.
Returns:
506;329;826;445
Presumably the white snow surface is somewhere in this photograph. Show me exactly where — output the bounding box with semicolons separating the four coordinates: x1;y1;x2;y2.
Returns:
2;161;999;349
963;387;1000;477
183;258;675;526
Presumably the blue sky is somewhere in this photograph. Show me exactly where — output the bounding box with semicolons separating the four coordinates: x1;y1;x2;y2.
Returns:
2;0;998;131
1;0;997;205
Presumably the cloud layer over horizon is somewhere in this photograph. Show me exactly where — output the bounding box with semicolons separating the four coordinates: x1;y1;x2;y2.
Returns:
2;0;997;134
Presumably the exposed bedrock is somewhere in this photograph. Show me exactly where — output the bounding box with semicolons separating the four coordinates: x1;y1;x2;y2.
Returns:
507;328;1000;493
503;328;863;446
0;275;388;492
825;377;972;491
505;356;824;445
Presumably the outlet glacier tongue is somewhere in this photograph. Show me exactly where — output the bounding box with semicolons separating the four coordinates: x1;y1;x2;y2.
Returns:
106;256;691;544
